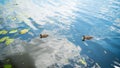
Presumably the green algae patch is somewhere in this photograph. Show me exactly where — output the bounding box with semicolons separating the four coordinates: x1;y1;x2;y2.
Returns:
0;36;9;43
5;38;14;45
0;30;8;34
9;29;18;34
4;64;12;68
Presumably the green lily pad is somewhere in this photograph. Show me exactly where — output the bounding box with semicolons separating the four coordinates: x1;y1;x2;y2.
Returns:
5;38;14;45
0;36;9;43
0;30;8;34
9;29;18;34
20;29;30;34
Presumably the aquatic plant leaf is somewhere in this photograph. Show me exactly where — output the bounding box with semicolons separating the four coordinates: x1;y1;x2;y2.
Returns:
9;29;18;33
20;29;29;34
4;64;12;68
79;59;87;65
5;38;14;45
0;36;9;43
0;30;8;34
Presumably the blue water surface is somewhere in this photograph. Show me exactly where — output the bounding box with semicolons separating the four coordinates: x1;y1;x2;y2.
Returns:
0;0;120;68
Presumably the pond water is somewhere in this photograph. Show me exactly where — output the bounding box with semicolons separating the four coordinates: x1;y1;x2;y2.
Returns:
0;0;120;68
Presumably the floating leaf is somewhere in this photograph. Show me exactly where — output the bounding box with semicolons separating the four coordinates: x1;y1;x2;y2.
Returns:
4;64;12;68
0;30;8;34
9;29;18;34
0;36;9;43
2;30;8;34
5;38;14;45
79;58;87;66
20;29;30;34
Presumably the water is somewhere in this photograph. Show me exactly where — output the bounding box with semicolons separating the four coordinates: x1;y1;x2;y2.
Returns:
0;0;120;68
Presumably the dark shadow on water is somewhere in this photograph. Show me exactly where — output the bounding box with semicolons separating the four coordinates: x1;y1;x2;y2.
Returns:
1;53;36;68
